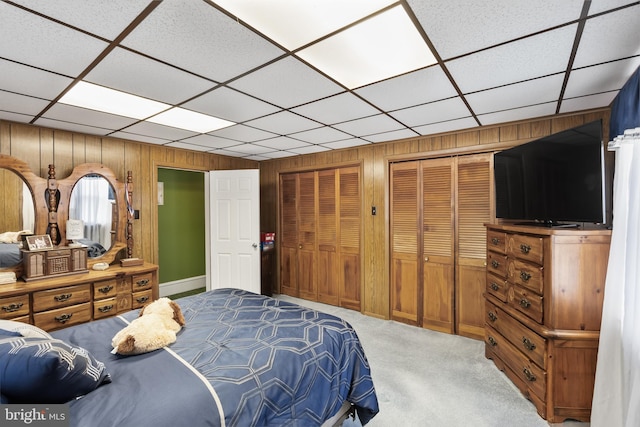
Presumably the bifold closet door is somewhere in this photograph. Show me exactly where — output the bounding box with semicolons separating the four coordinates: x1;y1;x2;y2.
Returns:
317;169;339;305
338;166;361;310
279;173;299;296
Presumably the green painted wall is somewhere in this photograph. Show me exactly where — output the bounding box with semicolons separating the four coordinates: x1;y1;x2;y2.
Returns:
158;168;205;283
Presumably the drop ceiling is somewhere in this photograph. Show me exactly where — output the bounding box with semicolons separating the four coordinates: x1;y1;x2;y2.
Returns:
1;0;639;160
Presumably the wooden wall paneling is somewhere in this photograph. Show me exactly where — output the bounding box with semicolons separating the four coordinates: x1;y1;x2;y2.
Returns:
12;124;42;173
85;135;103;164
0;122;10;154
38;128;54;178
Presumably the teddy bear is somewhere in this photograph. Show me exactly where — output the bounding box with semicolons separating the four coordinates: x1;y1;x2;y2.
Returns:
111;297;186;356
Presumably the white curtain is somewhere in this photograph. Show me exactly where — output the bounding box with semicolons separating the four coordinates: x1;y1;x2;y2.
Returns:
591;128;640;427
69;176;113;248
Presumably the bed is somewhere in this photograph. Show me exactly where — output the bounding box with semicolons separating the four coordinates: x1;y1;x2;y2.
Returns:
1;288;379;426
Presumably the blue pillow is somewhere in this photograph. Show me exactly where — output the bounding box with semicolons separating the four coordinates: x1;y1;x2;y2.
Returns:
0;329;22;338
0;336;112;403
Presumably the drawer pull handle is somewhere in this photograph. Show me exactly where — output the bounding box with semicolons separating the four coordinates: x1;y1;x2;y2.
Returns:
523;368;536;382
488;311;497;322
522;337;536;351
136;296;149;304
520;271;531;281
490;282;500;291
519;299;531;308
54;293;72;302
491;260;499;268
98;285;114;294
136;279;149;287
2;302;24;313
488;336;497;347
55;313;73;324
520;244;531;254
98;305;114;313
491;237;499;245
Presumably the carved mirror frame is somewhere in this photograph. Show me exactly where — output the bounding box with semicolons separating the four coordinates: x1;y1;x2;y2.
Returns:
0;154;133;276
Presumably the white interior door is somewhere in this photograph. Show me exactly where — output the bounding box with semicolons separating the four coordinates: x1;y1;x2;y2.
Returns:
206;169;261;293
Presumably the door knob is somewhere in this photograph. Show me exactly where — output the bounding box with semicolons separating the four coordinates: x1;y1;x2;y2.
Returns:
252;243;258;249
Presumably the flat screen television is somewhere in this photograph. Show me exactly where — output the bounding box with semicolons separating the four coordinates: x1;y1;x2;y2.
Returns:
494;120;607;227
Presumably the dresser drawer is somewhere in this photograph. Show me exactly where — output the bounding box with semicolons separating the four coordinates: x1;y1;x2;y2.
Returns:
487;230;507;254
33;302;91;331
0;294;30;319
132;272;154;291
485;301;546;368
508;285;543;323
486;272;508;302
508;234;544;265
94;297;117;320
94;279;118;299
132;290;153;309
33;284;91;312
487;252;508;277
485;326;546;402
508;258;543;295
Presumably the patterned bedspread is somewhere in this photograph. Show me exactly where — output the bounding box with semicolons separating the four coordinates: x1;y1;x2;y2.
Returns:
52;288;379;426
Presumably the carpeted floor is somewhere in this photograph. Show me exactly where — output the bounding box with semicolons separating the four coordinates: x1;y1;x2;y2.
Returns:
275;294;590;427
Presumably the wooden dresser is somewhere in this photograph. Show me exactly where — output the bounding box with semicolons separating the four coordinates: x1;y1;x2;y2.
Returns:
0;262;158;331
484;224;611;423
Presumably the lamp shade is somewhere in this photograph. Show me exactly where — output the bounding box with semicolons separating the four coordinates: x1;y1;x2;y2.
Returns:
66;219;84;240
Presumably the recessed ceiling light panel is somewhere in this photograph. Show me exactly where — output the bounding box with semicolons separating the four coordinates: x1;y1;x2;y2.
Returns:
59;81;170;119
297;5;437;89
147;107;235;133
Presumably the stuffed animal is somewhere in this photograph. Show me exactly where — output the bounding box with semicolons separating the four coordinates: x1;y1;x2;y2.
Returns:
111;298;186;356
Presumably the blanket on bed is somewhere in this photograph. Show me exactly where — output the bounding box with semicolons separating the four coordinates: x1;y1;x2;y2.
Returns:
51;288;379;427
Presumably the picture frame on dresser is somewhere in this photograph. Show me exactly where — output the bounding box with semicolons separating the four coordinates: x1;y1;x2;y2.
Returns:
24;234;53;251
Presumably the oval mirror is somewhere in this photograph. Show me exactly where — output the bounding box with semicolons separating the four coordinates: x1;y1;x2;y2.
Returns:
68;174;116;258
0;168;35;268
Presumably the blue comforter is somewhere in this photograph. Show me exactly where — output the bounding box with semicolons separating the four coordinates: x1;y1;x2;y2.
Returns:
52;288;379;426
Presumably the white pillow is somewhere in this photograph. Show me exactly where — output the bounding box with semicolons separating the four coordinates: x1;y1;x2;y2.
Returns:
0;320;52;339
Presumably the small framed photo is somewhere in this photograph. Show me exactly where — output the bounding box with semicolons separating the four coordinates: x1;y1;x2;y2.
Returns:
26;234;54;251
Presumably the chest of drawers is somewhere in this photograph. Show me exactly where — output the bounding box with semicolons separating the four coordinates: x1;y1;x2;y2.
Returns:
484;224;610;423
0;262;158;331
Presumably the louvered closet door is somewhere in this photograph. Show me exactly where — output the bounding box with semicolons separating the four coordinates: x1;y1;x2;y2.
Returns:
338;166;361;310
455;154;491;339
390;161;420;325
317;169;339;305
297;171;317;300
421;158;455;334
279;173;299;296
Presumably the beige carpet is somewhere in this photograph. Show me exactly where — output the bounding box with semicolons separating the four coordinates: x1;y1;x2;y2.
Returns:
275;294;590;427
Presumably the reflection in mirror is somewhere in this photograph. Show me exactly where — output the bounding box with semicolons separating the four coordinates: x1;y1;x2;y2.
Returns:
0;170;35;268
69;175;115;258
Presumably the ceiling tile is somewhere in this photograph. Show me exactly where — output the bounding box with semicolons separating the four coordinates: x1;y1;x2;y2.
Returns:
333;114;406;137
288;126;352;144
260;150;299;160
41;104;138;131
465;75;565;115
178;134;238;150
9;0;152;40
109;131;171;145
0;111;34;123
292;92;380;125
85;48;216;105
410;0;583;59
0;91;50;117
355;65;458;112
120;121;198;141
288;145;332;155
320;138;371;150
573;5;640;68
0;60;73;100
256;136;311;151
477;103;557;126
229;57;344;108
183;87;280;123
362;128;418;143
413;117;479;136
121;0;284;82
390;97;471;127
223;143;274;156
165;141;211;152
560;92;619;114
244;111;322;135
588;0;639;14
446;24;577;93
33;117;114;136
207;124;277;143
565;58;640;98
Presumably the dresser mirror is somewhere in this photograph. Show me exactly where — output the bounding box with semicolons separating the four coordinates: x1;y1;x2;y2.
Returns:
0;155;132;277
57;163;129;268
0;154;48;275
